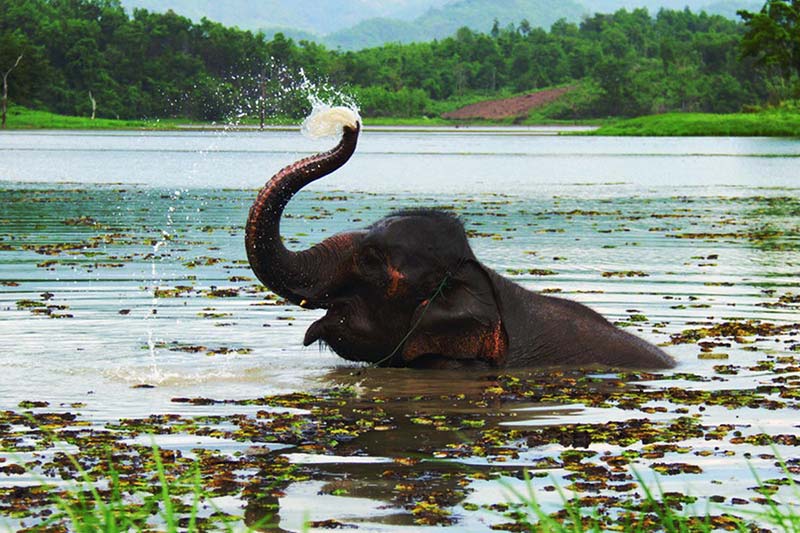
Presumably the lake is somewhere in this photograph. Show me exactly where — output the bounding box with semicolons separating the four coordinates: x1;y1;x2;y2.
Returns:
1;128;799;531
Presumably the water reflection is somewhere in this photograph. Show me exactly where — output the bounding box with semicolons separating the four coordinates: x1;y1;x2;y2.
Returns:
236;368;621;531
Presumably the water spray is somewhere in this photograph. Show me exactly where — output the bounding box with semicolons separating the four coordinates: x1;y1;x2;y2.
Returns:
301;104;361;140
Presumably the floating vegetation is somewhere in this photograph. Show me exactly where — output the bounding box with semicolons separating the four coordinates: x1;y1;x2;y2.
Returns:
144;341;252;357
2;185;800;531
601;271;649;278
3;364;800;531
507;268;558;276
153;285;195;298
669;320;800;345
62;215;101;227
184;256;225;268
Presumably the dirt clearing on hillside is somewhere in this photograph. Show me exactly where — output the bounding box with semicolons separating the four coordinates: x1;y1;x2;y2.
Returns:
442;86;574;120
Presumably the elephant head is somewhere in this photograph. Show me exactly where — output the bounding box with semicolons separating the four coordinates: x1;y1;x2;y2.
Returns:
246;118;675;369
246;118;506;367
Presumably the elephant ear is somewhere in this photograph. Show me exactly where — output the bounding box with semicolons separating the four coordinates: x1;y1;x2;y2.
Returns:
401;261;508;366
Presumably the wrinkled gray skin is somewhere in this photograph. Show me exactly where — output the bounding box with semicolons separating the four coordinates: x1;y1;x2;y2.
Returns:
245;124;675;369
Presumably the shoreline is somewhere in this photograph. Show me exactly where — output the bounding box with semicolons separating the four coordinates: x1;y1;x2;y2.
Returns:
3;106;800;136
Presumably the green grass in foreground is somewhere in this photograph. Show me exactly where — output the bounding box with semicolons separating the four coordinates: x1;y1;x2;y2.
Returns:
10;411;800;532
41;453;800;533
505;466;800;533
593;111;800;137
26;442;279;532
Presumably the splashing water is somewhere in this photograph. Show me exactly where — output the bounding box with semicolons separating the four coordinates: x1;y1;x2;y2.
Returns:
157;59;361;130
144;221;172;383
145;238;166;382
299;69;360;139
301;103;361;140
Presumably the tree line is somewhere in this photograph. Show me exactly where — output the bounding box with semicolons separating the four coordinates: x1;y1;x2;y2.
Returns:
0;0;795;121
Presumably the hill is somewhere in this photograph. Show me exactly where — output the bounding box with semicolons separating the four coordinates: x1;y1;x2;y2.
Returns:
578;0;761;17
326;0;760;49
119;0;449;35
326;0;585;49
325;18;426;50
119;0;760;49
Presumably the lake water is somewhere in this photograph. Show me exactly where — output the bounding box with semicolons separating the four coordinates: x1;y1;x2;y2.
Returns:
1;128;799;531
3;128;800;191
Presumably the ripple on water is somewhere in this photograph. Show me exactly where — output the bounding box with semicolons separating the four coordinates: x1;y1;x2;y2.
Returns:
0;132;799;530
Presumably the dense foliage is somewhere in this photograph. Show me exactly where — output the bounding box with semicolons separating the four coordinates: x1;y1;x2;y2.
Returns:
331;11;766;117
738;0;799;99
116;0;762;51
0;0;781;120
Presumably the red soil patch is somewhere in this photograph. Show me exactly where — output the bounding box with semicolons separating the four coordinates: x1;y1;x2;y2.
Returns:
442;86;574;120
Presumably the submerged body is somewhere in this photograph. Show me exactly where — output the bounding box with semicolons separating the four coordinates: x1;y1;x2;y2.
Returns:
245;115;674;369
482;270;673;368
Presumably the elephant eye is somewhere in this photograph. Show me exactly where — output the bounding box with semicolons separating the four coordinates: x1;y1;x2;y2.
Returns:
358;246;385;274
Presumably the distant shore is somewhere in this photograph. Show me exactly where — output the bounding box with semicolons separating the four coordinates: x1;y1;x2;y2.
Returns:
3;106;799;137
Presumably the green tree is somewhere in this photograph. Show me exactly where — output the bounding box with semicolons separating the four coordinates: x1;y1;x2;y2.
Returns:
0;29;43;125
0;0;774;121
739;1;800;86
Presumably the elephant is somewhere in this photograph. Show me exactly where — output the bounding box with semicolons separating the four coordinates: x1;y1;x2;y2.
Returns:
245;119;675;369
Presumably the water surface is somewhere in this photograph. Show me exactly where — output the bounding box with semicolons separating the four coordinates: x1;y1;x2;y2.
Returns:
1;129;799;531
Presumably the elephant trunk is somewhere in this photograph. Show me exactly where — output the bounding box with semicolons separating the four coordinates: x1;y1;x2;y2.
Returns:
245;122;361;307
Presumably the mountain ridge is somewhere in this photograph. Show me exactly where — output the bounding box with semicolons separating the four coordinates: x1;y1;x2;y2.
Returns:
119;0;763;50
324;0;587;49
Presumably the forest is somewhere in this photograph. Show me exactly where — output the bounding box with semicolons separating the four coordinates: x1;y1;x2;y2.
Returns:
0;0;795;121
